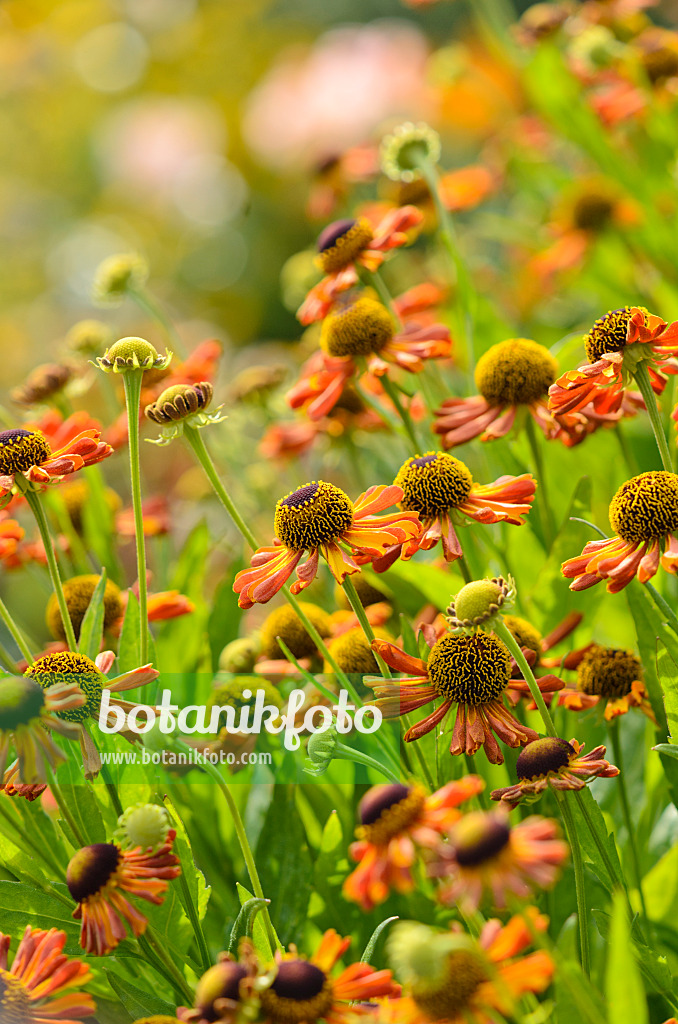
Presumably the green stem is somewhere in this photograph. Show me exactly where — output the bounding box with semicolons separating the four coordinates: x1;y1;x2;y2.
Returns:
44;766;86;848
458;551;472;584
0;640;17;672
0;796;66;879
334;742;400;783
573;788;626;891
494;619;556;736
609;720;650;926
378;375;419;452
122;370;149;664
646;580;678;637
129;285;186;357
139;931;194;1003
634;361;673;472
341;575;391;677
555;790;591;976
23;489;78;652
178;860;212;972
525;415;556;548
402;714;436;791
0;596;34;665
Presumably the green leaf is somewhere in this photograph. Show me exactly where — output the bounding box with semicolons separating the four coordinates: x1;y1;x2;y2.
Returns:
107;972;179;1019
568;789;623;892
0;881;80;947
361;917;398;963
641;842;678;925
605;891;649;1024
237;883;275;960
77;570;108;660
652;743;678;759
208;576;243;671
228;897;270;954
254;786;313;947
385;559;464;613
117;591;141;675
656;640;678;742
164;796;211;920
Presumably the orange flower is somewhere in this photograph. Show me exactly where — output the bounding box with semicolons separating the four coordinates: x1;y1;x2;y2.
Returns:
298;207;423;325
344;778;484;911
368;633;562;764
562;471;678;593
233;481;421;609
0;926;95;1022
438;164;496;211
549;306;678;417
67;831;181;955
0;512;24;563
259;929;399;1024
0;426;112;505
491;736;619;806
557;642;655;722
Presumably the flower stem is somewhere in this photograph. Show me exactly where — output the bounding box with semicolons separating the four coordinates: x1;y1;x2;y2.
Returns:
0;596;33;665
139;930;194;1004
555;789;591;976
122;370;149;664
378;375;420;452
334;741;401;782
341;575;391;677
525;415;556;548
633;362;673;472
44;765;86;848
494;619;556;736
646;580;678;637
23;489;78;652
609;719;650;926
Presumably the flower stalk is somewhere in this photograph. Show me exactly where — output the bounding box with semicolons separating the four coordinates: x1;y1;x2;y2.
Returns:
633;361;673;472
23;488;78;653
122;369;150;663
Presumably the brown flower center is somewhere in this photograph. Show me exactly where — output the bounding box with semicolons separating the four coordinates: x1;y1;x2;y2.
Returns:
320;296;394;358
274;482;354;551
358;784;426;844
412;950;488;1020
427;634;510;705
66;843;122;902
317;218;374;274
261;961;334;1023
394;452;473;517
0;429;51;475
26;651;104;723
474;339;558;406
516;737;575;780
608;471;678;543
576;645;642;698
0;970;32;1024
449;811;511;866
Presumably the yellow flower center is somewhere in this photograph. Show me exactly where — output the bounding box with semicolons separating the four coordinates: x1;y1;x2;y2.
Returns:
260;602;332;660
0;429;50;475
608;471;678;543
0;677;46;732
26;651;104;723
358;784;426;845
274;482;354;551
584;306;649;363
412;950;488;1019
427;634;511;705
516;737;575;780
394;452;473;517
576;645;642;698
320;296;394;358
503;615;543;657
449;811;511;866
46;574;123;643
209;676;282;731
327;627;380;675
66;843;122;902
145;382;213;424
474;339;558;406
317;218;374;274
571;193;615;232
0;970;32;1024
260;961;334;1024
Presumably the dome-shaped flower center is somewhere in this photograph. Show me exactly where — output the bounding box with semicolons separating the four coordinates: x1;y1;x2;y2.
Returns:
0;677;45;731
608;471;678;543
46;574;123;643
584;306;648;363
12;363;73;406
427;634;510;705
412;950;488;1020
0;429;50;476
0;969;32;1024
571;193;615;232
474;339;558;406
394;452;473;517
516;737;575;780
317;218;374;274
503;615;543;657
449;811;511;866
328;628;379;676
320;296;394;358
146;382;213;425
117;804;170;853
260;602;332;660
209;677;282;733
26;651;104;723
452;580;505;626
576;645;642;698
66;843;122;902
261;960;333;1023
274;482;354;551
358;783;425;845
195;962;249;1022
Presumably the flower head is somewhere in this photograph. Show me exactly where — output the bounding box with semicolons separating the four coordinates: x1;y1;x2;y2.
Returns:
558;643;653;720
66;319;113;355
491;736;619;806
259;602;332;661
297;206;423;324
93;253;148;305
0;926;95;1022
67;831;180;954
430;810;568;910
369;632;561;764
562;471;678;592
0;674;84;783
325;626;392;676
0;426;113;505
145;382;224;444
434;338;581;446
46;574;123;643
233;481;421;609
96;337;172;374
549;306;678;417
446;576;516;633
114;803;171;853
375;451;534;565
344;777;484;911
11;362;75;408
178;954;257;1024
380;122;442;182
